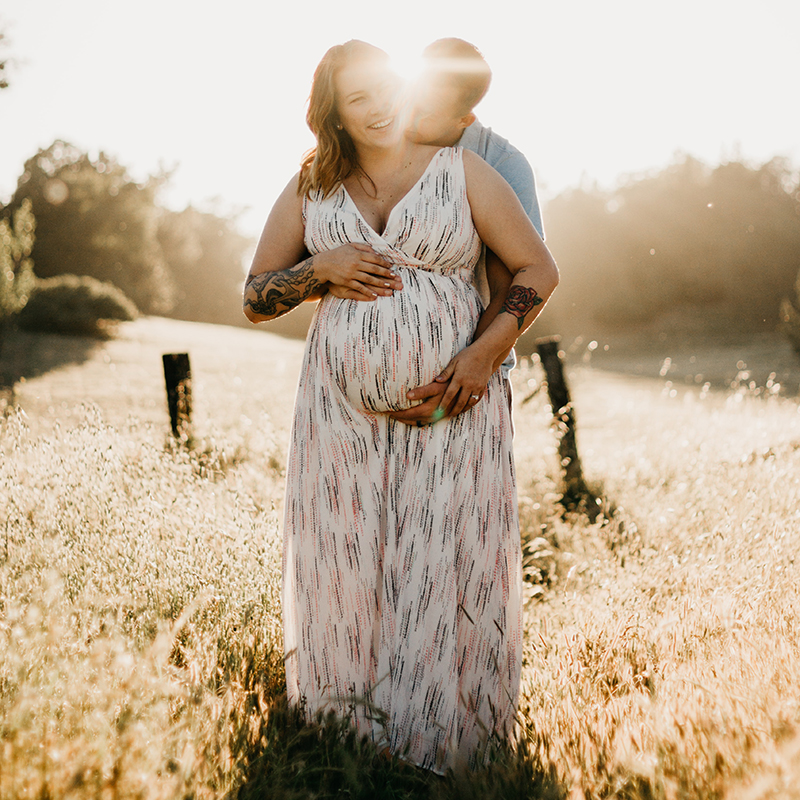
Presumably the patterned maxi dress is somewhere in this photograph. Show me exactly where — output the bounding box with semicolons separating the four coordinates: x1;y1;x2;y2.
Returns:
282;146;522;772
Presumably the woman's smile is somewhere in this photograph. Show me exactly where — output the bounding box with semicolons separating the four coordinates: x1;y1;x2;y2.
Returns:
368;117;394;130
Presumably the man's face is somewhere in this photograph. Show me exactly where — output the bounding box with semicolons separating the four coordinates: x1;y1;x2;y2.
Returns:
406;77;467;147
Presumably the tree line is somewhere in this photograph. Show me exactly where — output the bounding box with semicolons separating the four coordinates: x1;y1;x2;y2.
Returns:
1;140;254;341
3;139;800;354
524;154;800;352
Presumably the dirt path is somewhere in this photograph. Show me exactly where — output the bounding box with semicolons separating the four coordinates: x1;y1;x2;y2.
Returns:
2;318;305;447
5;317;800;482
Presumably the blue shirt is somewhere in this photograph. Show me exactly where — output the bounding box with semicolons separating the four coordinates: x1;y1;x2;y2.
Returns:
458;120;544;238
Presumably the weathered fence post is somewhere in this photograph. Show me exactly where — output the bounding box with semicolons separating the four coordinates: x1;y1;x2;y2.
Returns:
162;353;193;443
535;336;599;517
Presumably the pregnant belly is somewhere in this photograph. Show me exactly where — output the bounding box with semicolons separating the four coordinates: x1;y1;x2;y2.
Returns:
313;268;481;413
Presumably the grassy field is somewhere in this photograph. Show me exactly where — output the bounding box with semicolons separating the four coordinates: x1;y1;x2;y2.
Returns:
2;317;800;799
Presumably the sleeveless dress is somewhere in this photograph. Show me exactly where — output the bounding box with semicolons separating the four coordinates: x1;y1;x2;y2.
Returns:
282;147;522;772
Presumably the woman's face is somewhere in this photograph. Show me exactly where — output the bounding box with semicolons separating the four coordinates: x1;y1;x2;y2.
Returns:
334;56;404;150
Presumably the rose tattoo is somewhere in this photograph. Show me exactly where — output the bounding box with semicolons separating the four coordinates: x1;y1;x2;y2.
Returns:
500;285;543;329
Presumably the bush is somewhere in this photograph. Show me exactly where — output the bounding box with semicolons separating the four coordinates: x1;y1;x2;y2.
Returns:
0;198;35;324
17;273;138;337
7;141;175;315
780;269;800;358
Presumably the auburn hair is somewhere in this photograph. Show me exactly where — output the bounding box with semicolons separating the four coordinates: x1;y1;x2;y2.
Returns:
298;40;388;199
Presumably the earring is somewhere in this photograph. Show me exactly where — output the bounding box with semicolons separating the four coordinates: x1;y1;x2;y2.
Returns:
335;123;342;130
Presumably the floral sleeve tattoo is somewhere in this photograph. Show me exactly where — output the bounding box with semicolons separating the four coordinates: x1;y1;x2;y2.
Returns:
500;285;543;330
244;257;321;320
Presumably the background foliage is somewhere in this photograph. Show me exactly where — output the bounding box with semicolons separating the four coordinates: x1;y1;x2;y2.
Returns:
0;29;10;90
1;140;255;328
17;273;138;337
3;143;800;354
524;155;800;350
6;141;174;315
157;205;255;327
0;198;35;351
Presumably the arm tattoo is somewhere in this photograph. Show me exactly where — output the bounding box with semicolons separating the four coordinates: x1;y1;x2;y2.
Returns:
243;257;322;320
499;285;543;330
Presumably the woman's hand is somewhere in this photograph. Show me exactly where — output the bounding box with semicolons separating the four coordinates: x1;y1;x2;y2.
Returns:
316;244;403;300
244;173;406;322
434;342;498;418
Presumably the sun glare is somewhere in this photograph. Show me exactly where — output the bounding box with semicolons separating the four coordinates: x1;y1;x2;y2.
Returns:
387;51;426;88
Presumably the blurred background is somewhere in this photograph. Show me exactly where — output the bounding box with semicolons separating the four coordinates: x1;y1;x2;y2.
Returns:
2;0;799;360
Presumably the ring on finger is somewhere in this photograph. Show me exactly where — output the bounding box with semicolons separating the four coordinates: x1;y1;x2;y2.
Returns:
470;394;480;401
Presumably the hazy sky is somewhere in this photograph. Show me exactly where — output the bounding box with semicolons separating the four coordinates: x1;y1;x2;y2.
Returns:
1;0;798;237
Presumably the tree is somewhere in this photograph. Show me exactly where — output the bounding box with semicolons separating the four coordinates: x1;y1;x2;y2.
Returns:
780;275;800;357
532;155;800;347
0;30;10;90
0;199;35;353
157;205;254;327
5;141;175;314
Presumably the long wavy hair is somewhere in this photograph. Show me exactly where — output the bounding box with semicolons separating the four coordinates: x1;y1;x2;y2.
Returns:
298;40;388;199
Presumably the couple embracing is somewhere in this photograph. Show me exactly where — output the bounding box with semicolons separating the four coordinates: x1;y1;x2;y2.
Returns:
244;38;558;773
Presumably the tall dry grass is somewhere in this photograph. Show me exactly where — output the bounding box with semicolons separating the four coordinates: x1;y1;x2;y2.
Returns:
2;343;800;798
0;406;286;798
512;357;800;798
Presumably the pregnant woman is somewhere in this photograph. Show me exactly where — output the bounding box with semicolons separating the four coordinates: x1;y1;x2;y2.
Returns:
244;40;558;773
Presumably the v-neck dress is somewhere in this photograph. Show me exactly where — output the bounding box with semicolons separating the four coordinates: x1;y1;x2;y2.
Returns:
282;146;522;772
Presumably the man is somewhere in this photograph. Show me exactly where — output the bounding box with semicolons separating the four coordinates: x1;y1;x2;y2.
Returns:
390;37;545;426
323;38;545;425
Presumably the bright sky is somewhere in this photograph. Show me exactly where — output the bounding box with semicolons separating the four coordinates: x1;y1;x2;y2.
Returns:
1;0;798;239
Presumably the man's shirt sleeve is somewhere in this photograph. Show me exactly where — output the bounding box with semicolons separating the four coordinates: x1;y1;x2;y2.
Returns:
492;151;545;240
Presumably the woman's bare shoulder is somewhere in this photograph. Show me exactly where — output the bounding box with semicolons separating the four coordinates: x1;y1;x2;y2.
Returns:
461;148;497;179
280;171;303;198
267;172;304;218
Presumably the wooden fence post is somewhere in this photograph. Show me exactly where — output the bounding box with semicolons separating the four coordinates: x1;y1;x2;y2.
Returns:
162;353;193;443
535;336;599;517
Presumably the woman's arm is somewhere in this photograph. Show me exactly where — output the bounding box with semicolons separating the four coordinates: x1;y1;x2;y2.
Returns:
434;151;559;415
243;174;399;323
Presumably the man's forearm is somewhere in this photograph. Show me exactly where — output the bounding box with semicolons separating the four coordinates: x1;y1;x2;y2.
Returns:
473;248;514;351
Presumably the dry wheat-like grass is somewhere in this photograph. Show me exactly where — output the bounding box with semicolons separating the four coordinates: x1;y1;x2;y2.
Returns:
511;358;800;799
2;333;800;798
0;406;285;798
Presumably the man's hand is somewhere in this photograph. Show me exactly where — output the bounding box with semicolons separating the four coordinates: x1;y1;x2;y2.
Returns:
388;381;448;425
